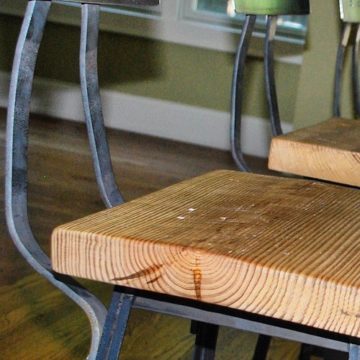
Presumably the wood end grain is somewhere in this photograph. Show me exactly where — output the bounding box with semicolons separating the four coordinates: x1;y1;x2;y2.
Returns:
52;170;360;337
269;118;360;187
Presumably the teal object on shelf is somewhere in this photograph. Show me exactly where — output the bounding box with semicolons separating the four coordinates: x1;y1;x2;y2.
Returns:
235;0;310;15
339;0;360;22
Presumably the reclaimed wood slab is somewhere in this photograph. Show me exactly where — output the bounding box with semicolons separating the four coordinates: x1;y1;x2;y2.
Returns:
268;118;360;187
52;170;360;337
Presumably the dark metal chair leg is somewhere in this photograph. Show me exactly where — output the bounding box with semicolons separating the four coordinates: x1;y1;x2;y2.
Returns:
230;15;256;172
252;335;271;360
349;344;360;360
96;289;134;360
5;2;107;359
264;15;283;136
298;344;315;360
333;23;352;117
191;321;219;360
80;3;124;208
352;24;360;118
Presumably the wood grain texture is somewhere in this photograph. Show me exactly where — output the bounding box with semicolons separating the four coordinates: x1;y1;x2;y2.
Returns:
268;118;360;187
52;169;360;338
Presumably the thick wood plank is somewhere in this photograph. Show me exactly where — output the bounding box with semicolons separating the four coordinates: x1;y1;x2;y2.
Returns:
268;118;360;187
52;169;360;338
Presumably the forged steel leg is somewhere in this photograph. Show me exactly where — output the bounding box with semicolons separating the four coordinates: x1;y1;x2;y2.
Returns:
230;15;256;172
252;335;271;360
264;15;283;136
352;24;360;118
80;3;124;208
349;344;360;360
5;2;107;359
96;290;134;360
192;322;219;360
298;344;314;360
333;23;352;117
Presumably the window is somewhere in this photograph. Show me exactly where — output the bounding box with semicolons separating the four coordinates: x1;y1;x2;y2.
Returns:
0;0;307;58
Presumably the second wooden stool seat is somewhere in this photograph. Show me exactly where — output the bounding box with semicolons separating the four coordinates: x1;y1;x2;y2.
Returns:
52;169;360;340
268;117;360;187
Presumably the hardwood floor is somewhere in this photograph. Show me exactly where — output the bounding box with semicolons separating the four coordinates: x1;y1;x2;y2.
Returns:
0;108;304;359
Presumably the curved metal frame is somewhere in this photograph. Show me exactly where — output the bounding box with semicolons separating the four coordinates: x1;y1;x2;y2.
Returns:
8;2;360;359
231;15;282;172
230;15;256;172
264;15;283;136
80;4;124;208
334;22;352;117
333;21;360;119
4;2;107;359
352;24;360;118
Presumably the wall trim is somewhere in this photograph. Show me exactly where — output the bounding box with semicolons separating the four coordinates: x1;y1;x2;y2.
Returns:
0;71;292;157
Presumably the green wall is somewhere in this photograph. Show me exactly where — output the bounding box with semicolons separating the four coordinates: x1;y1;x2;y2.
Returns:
293;0;354;128
0;10;300;123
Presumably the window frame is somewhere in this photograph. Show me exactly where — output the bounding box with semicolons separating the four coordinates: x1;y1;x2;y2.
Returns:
0;0;305;64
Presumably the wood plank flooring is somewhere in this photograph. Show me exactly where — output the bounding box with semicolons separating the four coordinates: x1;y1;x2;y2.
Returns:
0;108;314;359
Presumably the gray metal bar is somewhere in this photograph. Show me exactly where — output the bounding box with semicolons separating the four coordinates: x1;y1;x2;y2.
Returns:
95;291;134;360
230;15;256;172
134;296;349;353
80;3;124;208
334;22;352;117
352;24;360;118
349;344;360;360
5;2;107;359
264;15;283;136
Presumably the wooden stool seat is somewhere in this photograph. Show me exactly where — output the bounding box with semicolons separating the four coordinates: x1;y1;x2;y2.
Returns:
268;118;360;187
52;170;360;338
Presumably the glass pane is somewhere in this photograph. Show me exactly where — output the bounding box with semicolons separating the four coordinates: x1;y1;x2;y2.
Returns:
197;0;228;13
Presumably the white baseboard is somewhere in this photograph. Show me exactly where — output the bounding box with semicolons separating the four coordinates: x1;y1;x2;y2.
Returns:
0;71;293;157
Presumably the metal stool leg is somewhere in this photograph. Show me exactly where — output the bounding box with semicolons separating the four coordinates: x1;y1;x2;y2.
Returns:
191;321;219;360
264;15;283;136
252;335;271;360
5;2;107;359
333;23;352;117
96;289;134;360
349;344;360;360
352;24;360;118
230;15;256;172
